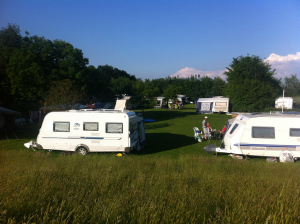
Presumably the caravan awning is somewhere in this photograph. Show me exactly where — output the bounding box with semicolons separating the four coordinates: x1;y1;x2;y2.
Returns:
197;98;214;102
0;107;21;115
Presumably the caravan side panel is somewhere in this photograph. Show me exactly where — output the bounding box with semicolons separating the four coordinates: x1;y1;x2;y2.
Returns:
240;117;300;157
212;98;229;113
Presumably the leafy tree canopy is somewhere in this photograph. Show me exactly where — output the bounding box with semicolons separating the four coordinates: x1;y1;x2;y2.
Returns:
284;74;300;97
224;55;281;112
0;24;22;101
43;79;84;111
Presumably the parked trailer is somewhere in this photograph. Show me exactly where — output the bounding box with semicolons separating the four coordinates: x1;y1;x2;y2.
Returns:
205;112;300;162
24;109;146;155
275;97;293;109
154;97;167;108
196;96;229;113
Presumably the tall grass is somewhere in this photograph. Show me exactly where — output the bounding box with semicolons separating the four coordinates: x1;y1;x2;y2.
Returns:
1;105;300;223
1;150;300;223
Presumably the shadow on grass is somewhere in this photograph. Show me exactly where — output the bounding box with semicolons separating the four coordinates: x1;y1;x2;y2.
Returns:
136;109;199;122
144;123;172;130
133;132;198;155
0;125;39;142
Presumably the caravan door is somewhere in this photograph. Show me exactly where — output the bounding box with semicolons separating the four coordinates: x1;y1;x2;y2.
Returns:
224;121;244;154
129;118;139;151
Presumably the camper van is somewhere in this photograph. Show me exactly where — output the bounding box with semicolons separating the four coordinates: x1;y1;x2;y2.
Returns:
275;97;293;109
155;97;167;109
24;109;146;155
207;112;300;162
196;96;229;113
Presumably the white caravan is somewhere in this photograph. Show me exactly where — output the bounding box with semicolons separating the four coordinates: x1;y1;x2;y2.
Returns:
196;96;229;113
155;97;167;108
208;112;300;162
275;97;293;109
24;109;146;155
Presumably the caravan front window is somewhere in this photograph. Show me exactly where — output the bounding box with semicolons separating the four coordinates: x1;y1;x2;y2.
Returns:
83;122;98;131
252;127;275;138
215;102;227;106
53;122;70;132
229;123;239;134
106;123;123;133
290;128;300;137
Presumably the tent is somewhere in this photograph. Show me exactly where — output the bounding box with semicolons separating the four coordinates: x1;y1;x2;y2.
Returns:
195;98;214;113
0;107;24;133
94;102;113;109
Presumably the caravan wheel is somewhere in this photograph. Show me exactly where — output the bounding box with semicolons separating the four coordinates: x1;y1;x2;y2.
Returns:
77;147;88;156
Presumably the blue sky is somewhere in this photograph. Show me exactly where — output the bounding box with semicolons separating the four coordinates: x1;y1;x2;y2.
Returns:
1;0;300;80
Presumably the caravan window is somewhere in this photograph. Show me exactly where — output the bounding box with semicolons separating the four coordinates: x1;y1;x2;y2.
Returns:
215;102;227;106
290;128;300;137
106;123;123;133
252;127;275;138
229;123;239;134
53;122;70;132
83;122;98;131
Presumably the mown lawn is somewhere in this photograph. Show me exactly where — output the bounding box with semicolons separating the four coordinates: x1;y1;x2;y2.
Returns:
1;104;300;223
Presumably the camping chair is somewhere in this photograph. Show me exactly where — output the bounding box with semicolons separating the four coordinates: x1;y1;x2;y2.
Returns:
175;104;178;110
168;103;172;109
193;127;202;142
209;130;219;140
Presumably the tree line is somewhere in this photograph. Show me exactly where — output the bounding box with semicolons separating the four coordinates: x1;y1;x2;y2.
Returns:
0;24;225;106
1;24;299;112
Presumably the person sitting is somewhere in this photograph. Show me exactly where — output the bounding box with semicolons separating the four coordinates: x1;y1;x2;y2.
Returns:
207;123;217;139
219;124;226;134
207;123;216;132
174;101;179;110
218;124;226;139
179;102;183;109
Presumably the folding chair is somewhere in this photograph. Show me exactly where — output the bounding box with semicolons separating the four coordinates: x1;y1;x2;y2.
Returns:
193;127;202;142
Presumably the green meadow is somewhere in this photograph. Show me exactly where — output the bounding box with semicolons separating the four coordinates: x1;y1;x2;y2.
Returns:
1;104;300;223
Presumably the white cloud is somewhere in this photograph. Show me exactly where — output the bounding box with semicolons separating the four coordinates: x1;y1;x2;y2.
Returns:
170;67;227;80
264;52;300;79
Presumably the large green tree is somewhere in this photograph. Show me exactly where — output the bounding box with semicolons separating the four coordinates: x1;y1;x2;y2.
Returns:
212;76;226;96
284;74;300;97
224;55;281;112
6;36;88;100
43;79;84;111
163;84;183;103
0;24;22;101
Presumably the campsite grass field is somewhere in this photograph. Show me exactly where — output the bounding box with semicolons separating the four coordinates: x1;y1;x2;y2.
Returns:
1;104;300;223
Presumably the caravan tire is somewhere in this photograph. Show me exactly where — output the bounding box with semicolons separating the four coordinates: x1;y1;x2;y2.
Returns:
77;147;88;156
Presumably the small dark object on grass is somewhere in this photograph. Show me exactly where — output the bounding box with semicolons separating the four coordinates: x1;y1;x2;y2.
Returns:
62;151;72;156
144;119;155;122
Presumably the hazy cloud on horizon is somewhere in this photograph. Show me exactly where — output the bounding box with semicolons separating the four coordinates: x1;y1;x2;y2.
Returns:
170;52;300;81
264;52;300;80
